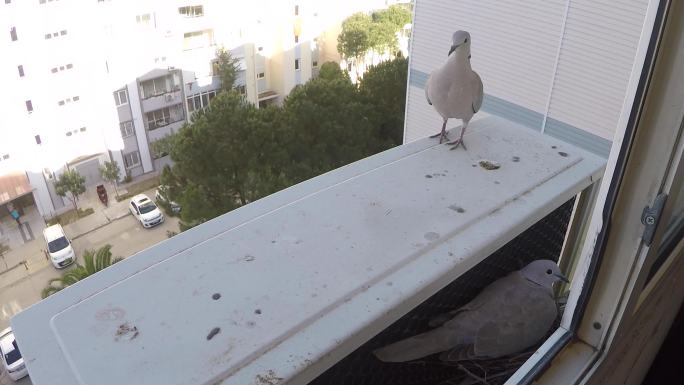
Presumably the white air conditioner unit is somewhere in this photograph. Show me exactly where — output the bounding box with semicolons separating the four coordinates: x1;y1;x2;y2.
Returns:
165;94;174;102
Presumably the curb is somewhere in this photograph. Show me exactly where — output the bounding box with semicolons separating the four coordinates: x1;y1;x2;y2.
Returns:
0;261;28;277
71;212;131;241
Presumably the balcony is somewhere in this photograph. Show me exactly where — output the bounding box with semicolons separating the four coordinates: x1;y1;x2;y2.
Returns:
10;116;604;385
146;118;185;142
141;88;183;112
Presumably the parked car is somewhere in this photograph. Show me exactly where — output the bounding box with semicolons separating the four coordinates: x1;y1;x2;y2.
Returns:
129;194;164;228
43;224;76;269
0;327;28;381
155;185;181;214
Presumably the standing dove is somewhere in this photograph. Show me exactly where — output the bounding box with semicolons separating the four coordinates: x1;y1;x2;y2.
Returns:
426;30;484;150
373;260;568;362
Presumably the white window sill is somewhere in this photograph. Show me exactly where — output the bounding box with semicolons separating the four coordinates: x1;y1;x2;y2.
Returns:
11;116;605;385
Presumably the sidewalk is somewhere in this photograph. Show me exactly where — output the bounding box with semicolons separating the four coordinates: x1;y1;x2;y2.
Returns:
61;186;134;240
0;186;160;289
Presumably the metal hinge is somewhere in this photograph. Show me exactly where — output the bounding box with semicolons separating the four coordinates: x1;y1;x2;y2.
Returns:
641;193;668;246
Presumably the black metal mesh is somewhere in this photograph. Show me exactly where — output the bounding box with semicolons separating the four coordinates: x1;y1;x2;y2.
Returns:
309;198;575;385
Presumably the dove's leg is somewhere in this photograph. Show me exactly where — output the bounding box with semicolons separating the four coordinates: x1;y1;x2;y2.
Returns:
447;121;468;150
429;119;449;144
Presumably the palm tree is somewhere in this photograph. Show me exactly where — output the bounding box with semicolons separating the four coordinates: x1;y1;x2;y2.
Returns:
42;244;123;298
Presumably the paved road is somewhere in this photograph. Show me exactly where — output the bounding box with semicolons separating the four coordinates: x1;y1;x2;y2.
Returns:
0;214;179;385
71;214;180;266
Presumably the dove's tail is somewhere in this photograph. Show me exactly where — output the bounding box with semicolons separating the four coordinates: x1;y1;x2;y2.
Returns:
373;328;462;362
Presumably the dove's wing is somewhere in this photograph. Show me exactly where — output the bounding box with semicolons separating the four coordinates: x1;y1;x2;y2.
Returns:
472;278;557;358
373;322;473;362
471;71;483;113
374;268;559;363
439;273;557;361
375;272;526;362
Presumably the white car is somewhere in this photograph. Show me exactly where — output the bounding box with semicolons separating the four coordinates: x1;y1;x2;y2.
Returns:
43;224;76;269
129;194;164;228
0;327;28;381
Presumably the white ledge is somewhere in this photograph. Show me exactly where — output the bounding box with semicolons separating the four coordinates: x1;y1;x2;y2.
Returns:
11;116;605;385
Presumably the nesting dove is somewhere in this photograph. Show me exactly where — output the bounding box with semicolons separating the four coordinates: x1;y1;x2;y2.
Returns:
373;260;568;362
426;30;484;150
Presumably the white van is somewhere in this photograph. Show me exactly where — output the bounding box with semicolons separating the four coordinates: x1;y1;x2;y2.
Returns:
43;224;76;268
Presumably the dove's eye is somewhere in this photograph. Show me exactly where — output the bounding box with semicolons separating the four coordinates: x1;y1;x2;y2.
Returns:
465;38;468;43
546;269;552;275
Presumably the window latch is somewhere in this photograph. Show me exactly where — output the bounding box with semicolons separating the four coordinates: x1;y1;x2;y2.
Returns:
641;193;668;246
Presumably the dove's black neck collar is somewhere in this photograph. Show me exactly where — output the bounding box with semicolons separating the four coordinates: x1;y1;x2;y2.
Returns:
524;277;545;288
447;47;472;61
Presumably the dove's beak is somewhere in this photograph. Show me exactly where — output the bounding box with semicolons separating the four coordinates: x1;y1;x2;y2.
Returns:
448;44;459;56
554;273;570;283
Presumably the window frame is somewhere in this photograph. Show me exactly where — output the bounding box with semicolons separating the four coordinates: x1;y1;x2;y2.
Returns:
114;89;128;106
179;5;203;18
146;107;175;130
123;151;141;169
512;1;684;383
186;90;217;112
120;121;135;138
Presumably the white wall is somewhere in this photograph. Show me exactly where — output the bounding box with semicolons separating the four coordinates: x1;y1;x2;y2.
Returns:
405;0;652;157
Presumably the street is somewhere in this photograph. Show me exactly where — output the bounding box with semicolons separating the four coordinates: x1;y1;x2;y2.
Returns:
71;215;180;266
0;213;179;385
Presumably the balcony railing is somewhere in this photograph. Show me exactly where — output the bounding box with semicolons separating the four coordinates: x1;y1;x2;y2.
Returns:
10;115;605;385
146;116;184;131
141;85;181;100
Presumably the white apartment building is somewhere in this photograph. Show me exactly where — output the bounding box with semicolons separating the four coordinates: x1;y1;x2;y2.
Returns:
1;0;398;220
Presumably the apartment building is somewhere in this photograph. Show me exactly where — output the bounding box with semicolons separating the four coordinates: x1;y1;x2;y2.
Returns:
1;0;396;220
1;0;122;219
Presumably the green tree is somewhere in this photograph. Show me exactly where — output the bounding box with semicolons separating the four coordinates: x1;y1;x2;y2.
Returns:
337;13;372;75
215;47;241;92
359;56;409;146
373;5;412;30
160;91;287;228
54;169;86;210
99;160;121;196
41;245;122;298
282;64;389;182
318;61;348;81
369;20;398;58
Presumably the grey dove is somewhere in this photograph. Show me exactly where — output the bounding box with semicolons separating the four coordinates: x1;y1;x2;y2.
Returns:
373;260;568;362
426;30;484;150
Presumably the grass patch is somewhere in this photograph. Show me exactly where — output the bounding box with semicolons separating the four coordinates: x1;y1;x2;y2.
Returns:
47;207;95;226
115;177;160;202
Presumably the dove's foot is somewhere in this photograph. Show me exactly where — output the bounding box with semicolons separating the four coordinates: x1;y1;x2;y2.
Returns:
447;139;467;151
429;131;449;144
